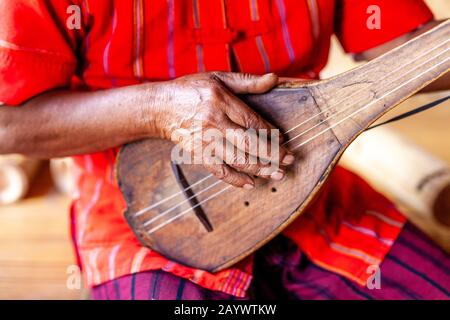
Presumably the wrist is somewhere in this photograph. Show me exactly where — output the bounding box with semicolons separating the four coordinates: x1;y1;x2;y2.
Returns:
136;81;171;139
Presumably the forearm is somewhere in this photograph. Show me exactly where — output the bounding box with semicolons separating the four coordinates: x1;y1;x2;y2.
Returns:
0;83;163;158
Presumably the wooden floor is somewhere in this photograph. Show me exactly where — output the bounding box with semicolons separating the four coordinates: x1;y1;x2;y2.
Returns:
0;166;84;300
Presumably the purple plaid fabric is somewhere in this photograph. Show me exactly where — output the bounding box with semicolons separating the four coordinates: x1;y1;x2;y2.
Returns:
91;223;450;300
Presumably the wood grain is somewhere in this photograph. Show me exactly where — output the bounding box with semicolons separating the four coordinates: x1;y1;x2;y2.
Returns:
117;21;450;271
0;166;84;300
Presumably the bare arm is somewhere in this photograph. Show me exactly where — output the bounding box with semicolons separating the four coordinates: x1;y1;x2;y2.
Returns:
0;72;293;188
0;84;156;158
355;20;450;92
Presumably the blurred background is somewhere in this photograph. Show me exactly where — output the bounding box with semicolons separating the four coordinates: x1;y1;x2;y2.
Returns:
0;0;448;299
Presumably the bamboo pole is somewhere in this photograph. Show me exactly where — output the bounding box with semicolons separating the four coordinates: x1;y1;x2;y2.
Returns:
0;155;42;205
341;128;450;226
49;158;77;196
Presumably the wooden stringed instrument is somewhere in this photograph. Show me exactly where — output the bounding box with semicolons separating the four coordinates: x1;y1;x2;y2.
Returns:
117;20;450;272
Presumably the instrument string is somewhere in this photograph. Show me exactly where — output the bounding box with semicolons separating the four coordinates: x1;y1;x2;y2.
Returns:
283;38;450;135
143;180;222;227
290;57;449;151
135;39;450;219
282;46;450;147
134;174;214;217
133;38;449;222
143;55;450;235
146;185;233;234
139;45;449;225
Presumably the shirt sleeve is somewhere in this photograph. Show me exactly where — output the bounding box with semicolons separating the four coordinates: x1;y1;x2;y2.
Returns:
335;0;434;54
0;0;83;105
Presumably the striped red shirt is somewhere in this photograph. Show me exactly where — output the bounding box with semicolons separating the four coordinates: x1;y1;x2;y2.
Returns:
0;0;432;297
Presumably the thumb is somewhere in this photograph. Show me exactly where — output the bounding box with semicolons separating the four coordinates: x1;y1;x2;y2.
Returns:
213;72;278;94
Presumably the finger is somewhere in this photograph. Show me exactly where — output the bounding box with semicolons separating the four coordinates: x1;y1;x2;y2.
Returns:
213;72;278;94
224;93;274;130
232;162;286;181
228;151;286;181
218;118;294;166
203;163;255;189
222;93;286;144
207;138;288;181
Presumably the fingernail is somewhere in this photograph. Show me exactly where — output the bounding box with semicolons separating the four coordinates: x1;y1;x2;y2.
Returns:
282;154;295;165
243;184;254;190
271;170;285;181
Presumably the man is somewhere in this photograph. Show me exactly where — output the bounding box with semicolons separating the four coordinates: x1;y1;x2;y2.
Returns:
0;0;449;299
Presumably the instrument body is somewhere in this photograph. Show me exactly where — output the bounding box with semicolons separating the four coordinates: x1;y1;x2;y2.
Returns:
117;21;450;272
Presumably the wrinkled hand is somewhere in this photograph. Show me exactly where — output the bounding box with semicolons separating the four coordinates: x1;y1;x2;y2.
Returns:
153;72;294;189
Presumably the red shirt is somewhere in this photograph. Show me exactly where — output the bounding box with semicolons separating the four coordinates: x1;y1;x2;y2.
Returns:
0;0;432;297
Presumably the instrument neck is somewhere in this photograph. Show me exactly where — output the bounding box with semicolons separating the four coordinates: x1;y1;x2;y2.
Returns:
309;20;449;145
